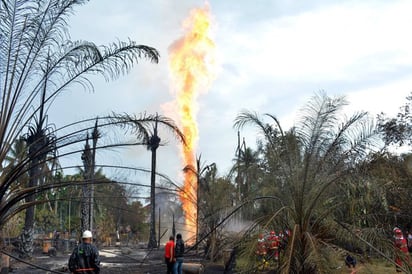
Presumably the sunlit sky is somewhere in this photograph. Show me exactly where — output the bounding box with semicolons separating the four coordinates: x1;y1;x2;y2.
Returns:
50;0;412;187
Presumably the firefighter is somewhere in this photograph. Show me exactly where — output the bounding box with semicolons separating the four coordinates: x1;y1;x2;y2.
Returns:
68;230;100;274
279;229;290;251
256;233;268;270
394;228;409;272
267;231;280;261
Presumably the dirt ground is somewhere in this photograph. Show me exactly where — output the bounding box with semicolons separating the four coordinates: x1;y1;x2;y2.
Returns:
7;245;227;274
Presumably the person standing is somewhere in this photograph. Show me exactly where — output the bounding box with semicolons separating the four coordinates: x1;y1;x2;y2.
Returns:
267;231;279;261
164;235;175;274
255;233;268;270
407;230;412;253
174;233;185;274
68;230;100;274
394;228;408;272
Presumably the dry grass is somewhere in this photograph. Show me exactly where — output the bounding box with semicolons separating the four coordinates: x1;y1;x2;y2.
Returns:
239;257;402;274
331;258;401;274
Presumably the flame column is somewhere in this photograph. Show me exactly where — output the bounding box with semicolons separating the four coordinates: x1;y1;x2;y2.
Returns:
168;4;216;242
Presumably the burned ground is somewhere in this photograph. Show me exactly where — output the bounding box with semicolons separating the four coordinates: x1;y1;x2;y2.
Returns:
7;244;227;274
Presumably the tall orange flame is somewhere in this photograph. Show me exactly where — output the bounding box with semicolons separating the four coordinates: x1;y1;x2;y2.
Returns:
168;4;215;241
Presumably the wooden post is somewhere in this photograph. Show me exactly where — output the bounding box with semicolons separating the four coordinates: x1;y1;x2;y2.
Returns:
158;207;161;248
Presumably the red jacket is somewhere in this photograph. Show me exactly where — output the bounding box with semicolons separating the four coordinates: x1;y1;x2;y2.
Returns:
268;235;279;250
165;240;175;259
395;236;408;253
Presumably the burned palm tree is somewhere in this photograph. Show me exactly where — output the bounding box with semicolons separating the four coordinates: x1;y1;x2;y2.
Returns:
147;116;160;248
0;0;159;250
20;78;56;258
81;134;92;233
80;120;99;233
21;122;55;257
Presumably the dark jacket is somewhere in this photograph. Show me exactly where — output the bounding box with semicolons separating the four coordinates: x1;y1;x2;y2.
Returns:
175;238;185;258
68;242;100;274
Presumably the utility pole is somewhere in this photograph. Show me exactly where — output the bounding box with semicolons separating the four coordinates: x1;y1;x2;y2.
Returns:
158;208;161;248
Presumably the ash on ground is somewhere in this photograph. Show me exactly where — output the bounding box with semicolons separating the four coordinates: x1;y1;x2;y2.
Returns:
7;242;228;274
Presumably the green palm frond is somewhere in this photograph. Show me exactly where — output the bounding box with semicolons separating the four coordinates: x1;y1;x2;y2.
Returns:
296;92;347;161
234;92;384;273
234;109;283;142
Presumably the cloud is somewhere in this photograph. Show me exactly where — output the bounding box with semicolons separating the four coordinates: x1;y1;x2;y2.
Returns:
56;0;412;184
216;1;412;82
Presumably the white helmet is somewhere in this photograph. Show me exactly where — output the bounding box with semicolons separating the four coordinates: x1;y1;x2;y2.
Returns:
82;230;93;238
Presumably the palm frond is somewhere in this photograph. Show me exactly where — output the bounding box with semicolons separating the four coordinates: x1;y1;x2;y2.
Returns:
234;109;280;141
234;91;386;273
108;112;185;146
1;0;160;167
296;91;348;156
0;0;161;237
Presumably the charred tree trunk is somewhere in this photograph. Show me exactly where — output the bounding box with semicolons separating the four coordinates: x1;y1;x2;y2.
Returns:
20;73;55;258
148;117;160;249
81;135;92;233
89;121;99;233
21;159;38;258
21;129;48;258
81;122;99;234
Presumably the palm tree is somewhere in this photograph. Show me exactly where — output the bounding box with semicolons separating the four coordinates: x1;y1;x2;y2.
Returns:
19;75;57;257
111;113;185;247
234;92;380;273
0;0;159;239
147;115;160;248
80;120;99;234
198;165;236;261
230;139;262;219
80;133;92;233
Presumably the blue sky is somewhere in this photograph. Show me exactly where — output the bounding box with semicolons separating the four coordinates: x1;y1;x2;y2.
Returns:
50;0;412;187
